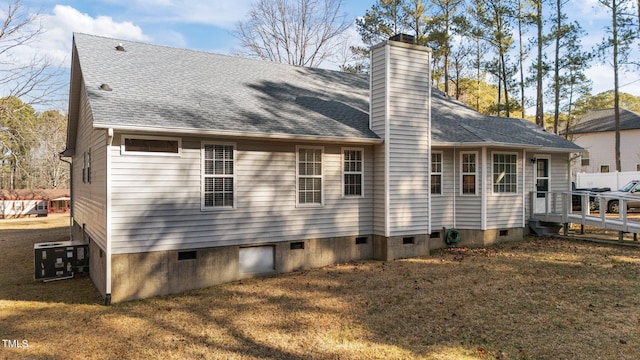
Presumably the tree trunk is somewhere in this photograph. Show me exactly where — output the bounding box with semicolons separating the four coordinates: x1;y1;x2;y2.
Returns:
535;0;544;127
518;0;525;118
612;0;622;172
553;0;561;134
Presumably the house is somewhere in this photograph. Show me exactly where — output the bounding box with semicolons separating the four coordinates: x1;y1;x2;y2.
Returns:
63;33;582;304
569;108;640;174
0;189;70;219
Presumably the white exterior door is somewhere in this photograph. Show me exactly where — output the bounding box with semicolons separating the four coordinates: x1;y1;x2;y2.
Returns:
534;158;550;213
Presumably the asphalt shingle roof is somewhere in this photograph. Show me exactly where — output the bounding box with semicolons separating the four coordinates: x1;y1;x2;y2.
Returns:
571;108;640;134
72;33;581;151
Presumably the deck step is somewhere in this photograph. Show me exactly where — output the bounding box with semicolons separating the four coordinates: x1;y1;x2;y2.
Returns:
528;218;563;237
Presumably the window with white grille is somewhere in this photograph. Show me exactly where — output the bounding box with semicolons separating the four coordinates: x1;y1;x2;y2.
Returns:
202;143;235;209
297;146;323;205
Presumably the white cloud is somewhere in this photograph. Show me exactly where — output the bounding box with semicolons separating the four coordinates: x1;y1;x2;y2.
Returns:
30;5;149;66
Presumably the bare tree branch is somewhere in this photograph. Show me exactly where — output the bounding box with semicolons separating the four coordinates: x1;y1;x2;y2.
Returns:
233;0;351;67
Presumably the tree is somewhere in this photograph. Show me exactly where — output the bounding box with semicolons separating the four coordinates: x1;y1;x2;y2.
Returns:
26;110;68;188
573;91;640;114
233;0;351;67
0;0;63;107
533;0;545;127
428;0;465;96
548;2;592;134
477;0;517;117
596;0;639;172
0;96;36;189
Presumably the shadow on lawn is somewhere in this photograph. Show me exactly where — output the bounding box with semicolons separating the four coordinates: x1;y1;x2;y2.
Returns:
2;239;640;358
0;224;103;305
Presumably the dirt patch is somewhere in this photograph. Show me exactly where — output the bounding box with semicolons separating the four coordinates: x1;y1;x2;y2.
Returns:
2;215;640;359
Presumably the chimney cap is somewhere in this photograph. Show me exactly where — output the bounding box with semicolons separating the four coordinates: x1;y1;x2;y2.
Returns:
389;33;416;45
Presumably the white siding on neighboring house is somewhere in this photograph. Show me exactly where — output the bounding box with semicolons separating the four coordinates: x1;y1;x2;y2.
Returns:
72;82;108;251
571;129;640;175
109;136;374;254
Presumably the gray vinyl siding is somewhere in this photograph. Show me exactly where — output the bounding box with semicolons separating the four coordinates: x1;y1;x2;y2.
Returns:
430;149;454;230
550;153;571;192
72;82;108;250
523;152;571;216
454;148;482;229
379;43;431;236
109;136;374;254
486;149;524;228
370;46;387;236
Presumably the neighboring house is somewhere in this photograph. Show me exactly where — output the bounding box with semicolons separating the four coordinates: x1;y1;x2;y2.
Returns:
0;189;70;219
569;108;640;175
63;33;582;303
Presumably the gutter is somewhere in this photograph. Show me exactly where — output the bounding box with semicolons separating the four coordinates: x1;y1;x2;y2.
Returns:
94;124;384;145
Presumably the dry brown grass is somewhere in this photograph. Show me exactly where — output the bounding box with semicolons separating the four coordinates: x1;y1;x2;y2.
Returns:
2;215;640;359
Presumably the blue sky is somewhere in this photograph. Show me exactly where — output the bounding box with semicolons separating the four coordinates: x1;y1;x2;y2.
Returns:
11;0;640;113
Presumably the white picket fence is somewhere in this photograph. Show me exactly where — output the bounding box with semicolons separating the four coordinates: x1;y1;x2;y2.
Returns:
576;171;640;190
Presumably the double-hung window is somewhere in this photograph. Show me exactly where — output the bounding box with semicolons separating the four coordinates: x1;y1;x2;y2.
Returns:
343;148;363;197
297;146;323;205
431;152;442;194
493;153;517;193
461;152;477;195
202;143;235;209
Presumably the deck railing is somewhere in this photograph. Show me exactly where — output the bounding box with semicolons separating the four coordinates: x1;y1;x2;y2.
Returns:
529;191;640;236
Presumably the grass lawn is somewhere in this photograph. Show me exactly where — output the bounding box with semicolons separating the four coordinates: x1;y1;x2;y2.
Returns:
2;215;640;359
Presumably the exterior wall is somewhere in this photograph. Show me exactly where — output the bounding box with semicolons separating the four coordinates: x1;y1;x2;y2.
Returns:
370;45;387;237
0;200;47;218
571;129;640;175
453;148;482;229
110;235;373;303
430;148;454;230
524;151;572;218
485;148;525;229
429;228;523;250
109;135;374;254
71;82;108;251
370;40;431;237
373;234;429;261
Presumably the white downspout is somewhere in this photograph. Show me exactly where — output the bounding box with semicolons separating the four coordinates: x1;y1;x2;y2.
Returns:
453;147;457;228
105;128;113;304
522;149;527;227
481;147;487;230
427;49;432;235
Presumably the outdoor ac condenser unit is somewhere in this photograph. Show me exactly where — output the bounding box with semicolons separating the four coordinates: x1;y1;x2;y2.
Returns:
34;241;89;281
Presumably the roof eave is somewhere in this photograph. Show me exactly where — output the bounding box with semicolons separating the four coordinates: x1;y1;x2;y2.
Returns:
432;141;582;152
95;124;384;144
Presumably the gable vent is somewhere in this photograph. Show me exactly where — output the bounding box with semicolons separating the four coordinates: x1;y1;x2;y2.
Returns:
115;43;125;51
99;83;112;91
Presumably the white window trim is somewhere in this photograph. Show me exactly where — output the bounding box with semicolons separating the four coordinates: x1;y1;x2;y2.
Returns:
581;151;590;166
460;151;478;196
342;147;364;198
431;151;443;195
296;145;324;207
491;151;519;195
200;141;236;211
121;134;182;156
